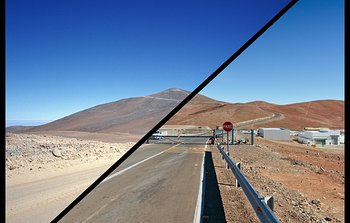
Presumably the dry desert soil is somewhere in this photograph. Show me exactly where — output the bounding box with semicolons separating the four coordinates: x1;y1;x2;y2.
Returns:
211;137;344;223
5;132;344;223
5;133;134;223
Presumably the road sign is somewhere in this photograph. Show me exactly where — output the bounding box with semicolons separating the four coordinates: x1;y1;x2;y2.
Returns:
223;121;233;132
223;121;233;163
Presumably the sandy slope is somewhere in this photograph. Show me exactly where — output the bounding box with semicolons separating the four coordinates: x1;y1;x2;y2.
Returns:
5;133;133;223
6;162;115;223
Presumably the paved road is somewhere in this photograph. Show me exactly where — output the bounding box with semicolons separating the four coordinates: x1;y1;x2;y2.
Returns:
59;141;208;222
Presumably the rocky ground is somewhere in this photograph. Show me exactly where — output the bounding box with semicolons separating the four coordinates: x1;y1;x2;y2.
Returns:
5;133;134;179
5;133;135;223
5;133;344;223
212;137;344;223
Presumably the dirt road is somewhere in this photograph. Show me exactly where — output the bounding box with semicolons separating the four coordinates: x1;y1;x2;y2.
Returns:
6;163;113;223
5;133;133;223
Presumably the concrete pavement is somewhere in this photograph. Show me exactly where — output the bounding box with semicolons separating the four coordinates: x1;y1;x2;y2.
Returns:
58;143;207;223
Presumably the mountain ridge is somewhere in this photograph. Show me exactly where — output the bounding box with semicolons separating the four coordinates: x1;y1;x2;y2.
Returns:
7;88;344;134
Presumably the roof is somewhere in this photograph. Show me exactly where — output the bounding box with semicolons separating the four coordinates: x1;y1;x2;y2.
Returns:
259;128;290;131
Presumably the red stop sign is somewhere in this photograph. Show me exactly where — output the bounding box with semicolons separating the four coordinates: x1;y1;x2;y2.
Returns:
223;121;233;132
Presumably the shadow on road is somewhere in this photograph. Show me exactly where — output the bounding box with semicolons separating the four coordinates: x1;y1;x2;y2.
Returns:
202;151;226;223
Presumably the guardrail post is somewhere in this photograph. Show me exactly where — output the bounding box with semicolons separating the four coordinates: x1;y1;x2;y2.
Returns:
264;195;274;211
226;151;230;169
221;130;224;143
235;162;241;187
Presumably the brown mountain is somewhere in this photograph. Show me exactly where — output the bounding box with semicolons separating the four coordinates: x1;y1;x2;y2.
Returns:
253;100;344;130
25;88;191;134
13;88;343;136
168;98;344;130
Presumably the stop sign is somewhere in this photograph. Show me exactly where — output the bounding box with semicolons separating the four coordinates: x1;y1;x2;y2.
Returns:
223;121;233;132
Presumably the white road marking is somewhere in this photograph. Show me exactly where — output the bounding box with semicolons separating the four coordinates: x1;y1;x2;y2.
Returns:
193;139;209;223
101;144;179;184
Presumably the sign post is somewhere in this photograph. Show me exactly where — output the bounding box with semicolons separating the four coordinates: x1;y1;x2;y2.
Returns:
223;121;233;157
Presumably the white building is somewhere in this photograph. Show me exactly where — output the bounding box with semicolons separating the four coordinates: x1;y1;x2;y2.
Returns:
339;129;345;144
339;134;345;144
257;128;290;141
297;129;341;146
290;131;299;136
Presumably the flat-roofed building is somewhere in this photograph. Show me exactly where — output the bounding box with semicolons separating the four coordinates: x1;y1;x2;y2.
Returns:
257;128;290;141
297;129;340;146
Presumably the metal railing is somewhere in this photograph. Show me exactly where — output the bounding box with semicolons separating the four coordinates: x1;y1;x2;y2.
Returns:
217;144;280;223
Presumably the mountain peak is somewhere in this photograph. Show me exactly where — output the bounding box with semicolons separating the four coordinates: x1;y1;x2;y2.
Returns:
149;88;191;101
164;88;188;92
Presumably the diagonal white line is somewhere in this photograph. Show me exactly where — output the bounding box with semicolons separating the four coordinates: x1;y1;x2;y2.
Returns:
101;144;179;184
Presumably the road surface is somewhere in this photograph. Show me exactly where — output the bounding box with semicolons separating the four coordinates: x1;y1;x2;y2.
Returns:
58;140;207;222
6;163;113;223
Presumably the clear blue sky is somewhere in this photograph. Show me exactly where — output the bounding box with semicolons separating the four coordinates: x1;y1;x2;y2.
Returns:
201;0;344;104
6;0;344;124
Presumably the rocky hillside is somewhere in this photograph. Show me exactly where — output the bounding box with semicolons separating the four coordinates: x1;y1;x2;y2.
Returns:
5;133;133;177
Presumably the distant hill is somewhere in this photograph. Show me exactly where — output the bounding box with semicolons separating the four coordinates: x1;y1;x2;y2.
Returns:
8;88;344;136
6;126;35;133
168;98;344;130
22;88;192;134
253;100;344;130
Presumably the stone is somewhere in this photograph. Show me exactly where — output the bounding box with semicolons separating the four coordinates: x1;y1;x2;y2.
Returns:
324;216;332;221
310;199;321;207
52;148;62;157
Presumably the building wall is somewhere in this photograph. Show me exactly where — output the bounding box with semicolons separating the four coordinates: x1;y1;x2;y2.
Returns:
298;136;312;145
259;128;290;141
297;130;341;146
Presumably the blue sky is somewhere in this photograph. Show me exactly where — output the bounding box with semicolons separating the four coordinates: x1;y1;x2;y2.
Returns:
6;0;344;124
201;0;344;104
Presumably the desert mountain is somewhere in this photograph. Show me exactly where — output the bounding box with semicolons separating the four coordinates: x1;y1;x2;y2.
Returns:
25;88;193;134
168;99;344;130
11;88;344;135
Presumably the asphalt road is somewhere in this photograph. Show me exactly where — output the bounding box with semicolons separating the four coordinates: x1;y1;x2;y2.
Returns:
58;141;208;223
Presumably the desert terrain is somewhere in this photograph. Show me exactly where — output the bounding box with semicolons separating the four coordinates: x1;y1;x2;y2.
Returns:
5;88;344;222
167;97;344;130
5;133;134;223
212;137;344;223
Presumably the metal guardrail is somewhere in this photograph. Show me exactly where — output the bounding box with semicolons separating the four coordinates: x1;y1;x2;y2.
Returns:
160;135;212;138
217;144;280;223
